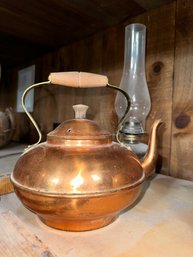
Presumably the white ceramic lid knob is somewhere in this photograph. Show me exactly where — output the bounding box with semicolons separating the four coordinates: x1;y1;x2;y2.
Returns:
73;104;89;119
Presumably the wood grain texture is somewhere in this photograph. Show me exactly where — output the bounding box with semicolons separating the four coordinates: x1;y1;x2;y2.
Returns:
144;4;175;175
2;1;193;181
170;0;193;180
26;4;174;172
0;0;147;67
0;211;57;257
1;175;193;257
123;3;176;174
135;0;174;9
0;3;175;173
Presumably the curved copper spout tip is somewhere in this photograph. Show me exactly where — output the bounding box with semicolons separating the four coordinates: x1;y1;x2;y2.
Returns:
141;119;163;178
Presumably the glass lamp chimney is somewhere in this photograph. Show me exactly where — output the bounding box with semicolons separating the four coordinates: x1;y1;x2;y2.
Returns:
115;23;151;141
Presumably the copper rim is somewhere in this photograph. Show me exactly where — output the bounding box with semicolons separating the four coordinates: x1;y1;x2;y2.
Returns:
11;174;145;197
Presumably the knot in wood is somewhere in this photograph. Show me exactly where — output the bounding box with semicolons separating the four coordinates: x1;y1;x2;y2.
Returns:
175;113;190;129
152;62;163;74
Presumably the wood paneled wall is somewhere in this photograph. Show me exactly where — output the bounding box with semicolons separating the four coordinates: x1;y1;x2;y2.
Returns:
171;0;193;180
1;0;193;181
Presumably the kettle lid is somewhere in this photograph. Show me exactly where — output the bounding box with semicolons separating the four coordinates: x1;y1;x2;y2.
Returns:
47;104;112;145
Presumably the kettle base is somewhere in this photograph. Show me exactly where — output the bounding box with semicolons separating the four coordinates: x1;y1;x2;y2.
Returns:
39;214;118;232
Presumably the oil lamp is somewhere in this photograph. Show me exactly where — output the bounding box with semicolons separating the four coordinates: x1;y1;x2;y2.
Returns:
115;23;151;155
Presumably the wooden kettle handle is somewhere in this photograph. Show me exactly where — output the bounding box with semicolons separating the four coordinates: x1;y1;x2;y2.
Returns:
48;71;108;88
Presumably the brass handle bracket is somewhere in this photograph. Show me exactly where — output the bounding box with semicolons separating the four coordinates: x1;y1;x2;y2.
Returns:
22;72;131;150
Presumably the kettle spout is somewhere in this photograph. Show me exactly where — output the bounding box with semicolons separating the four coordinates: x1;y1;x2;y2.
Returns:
141;119;162;178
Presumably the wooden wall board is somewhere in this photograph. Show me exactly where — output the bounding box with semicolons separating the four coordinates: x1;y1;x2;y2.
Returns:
146;4;175;175
170;0;193;180
127;3;176;174
1;3;175;171
2;1;193;181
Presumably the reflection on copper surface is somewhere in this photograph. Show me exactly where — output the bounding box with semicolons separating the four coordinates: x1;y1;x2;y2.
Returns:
51;177;60;185
11;116;161;231
91;174;100;181
70;170;84;193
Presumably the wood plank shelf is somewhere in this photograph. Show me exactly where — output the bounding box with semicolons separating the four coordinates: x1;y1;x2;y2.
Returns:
0;212;57;257
0;174;193;257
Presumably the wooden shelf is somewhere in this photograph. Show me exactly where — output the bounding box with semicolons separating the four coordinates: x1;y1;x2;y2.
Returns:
1;174;193;257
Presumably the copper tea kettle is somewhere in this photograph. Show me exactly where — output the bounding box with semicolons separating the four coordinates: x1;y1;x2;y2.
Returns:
11;72;161;231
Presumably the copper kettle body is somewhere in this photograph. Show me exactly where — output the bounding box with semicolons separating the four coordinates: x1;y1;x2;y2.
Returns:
11;72;161;231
